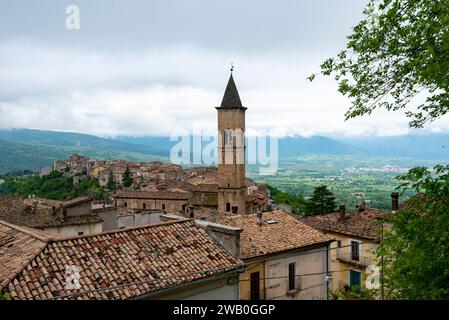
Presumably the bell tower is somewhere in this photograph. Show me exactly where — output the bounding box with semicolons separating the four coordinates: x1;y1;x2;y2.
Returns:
216;70;247;214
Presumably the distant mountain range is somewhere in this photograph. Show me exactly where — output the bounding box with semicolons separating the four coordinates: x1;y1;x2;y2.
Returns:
0;129;167;175
338;134;449;160
115;135;364;157
1;128;448;175
117;134;449;159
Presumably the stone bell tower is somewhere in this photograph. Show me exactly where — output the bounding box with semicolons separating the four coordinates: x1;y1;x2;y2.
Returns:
216;70;247;214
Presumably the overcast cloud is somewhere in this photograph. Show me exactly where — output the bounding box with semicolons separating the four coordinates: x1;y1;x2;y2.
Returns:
1;0;448;137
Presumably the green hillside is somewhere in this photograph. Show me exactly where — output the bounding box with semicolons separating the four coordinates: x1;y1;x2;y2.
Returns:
0;129;169;175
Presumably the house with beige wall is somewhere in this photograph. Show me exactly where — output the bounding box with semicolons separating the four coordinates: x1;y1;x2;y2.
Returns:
0;196;103;237
113;190;191;212
304;198;394;295
191;209;333;300
0;219;245;300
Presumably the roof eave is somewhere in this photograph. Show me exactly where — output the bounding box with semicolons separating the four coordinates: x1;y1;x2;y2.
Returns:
215;106;247;111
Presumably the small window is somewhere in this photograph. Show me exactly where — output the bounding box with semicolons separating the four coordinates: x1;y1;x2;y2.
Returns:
337;240;342;248
288;262;296;291
250;272;260;300
232;206;238;214
162;204;166;210
77;232;84;236
142;203;146;210
124;202;128;208
351;240;360;261
226;203;231;212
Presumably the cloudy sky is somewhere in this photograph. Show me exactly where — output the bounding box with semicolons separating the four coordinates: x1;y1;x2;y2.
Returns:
1;0;448;138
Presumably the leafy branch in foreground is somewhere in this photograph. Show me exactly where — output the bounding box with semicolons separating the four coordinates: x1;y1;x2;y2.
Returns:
377;165;449;299
311;0;449;128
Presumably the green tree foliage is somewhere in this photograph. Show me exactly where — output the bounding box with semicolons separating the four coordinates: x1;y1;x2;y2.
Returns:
330;286;377;300
378;165;449;299
0;291;11;300
309;0;449;298
106;171;115;190
0;171;104;200
306;185;337;216
311;0;449;128
122;165;133;188
267;184;307;214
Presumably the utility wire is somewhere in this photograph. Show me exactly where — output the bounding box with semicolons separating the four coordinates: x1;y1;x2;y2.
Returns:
44;267;352;300
40;240;375;299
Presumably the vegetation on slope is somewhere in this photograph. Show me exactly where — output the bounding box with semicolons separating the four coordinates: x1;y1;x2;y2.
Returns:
267;184;308;214
0;171;105;201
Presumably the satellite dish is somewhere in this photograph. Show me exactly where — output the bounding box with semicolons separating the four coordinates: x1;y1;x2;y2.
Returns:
365;265;380;290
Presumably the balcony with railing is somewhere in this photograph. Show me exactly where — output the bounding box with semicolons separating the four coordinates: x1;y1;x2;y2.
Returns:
336;251;373;268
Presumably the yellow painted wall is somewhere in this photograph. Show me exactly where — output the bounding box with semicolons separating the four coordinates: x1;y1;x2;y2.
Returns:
239;262;265;300
90;166;104;178
326;232;379;291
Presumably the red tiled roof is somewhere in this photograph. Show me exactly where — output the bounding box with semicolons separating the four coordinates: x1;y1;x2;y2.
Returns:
0;221;55;290
306;208;387;240
0;197;103;229
1;219;244;300
62;196;93;208
193;209;331;260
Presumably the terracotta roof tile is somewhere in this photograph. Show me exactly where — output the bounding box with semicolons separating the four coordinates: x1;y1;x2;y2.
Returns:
62;196;93;208
194;209;331;259
0;197;103;229
1;219;244;300
305;208;386;240
0;221;54;289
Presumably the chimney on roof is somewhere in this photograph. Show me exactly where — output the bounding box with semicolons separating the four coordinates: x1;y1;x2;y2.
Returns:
256;210;263;225
391;192;399;212
339;204;346;220
357;201;365;213
194;220;242;258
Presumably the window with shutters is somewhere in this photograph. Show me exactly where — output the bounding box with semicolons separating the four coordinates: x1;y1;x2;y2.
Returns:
350;240;360;261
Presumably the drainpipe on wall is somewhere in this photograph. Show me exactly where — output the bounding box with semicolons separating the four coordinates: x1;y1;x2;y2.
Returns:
381;222;385;300
325;243;331;300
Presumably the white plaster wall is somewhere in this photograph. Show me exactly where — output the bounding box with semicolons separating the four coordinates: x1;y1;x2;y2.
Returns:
44;222;103;237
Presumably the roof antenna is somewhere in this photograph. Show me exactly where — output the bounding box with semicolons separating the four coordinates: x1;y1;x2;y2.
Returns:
230;62;234;73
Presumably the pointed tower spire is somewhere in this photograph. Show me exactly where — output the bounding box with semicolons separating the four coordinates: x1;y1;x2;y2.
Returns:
220;72;243;108
216;68;247;215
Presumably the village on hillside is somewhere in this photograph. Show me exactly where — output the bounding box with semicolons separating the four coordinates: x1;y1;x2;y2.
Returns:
2;0;449;308
0;73;395;301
